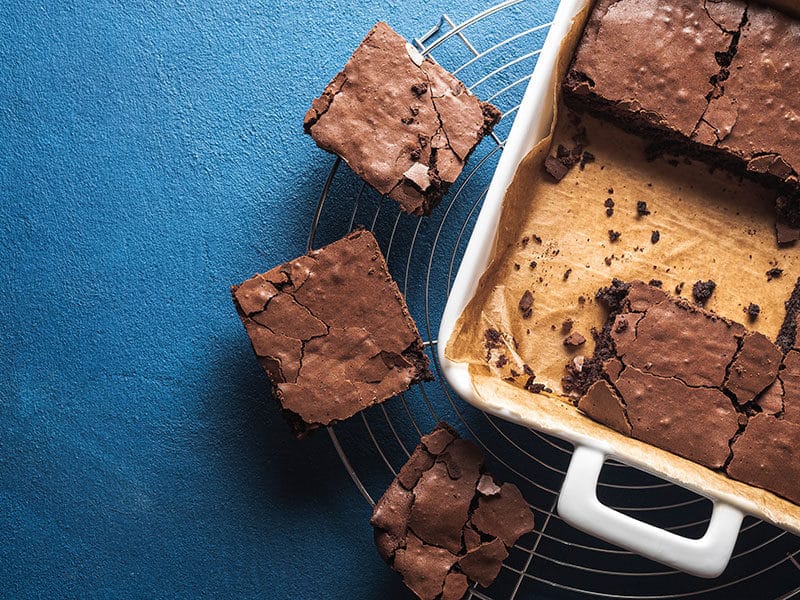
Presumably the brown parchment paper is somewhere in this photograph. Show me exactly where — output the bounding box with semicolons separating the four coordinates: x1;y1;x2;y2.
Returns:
445;1;800;533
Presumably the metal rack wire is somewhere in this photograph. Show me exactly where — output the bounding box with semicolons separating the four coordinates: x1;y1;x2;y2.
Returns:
307;1;800;597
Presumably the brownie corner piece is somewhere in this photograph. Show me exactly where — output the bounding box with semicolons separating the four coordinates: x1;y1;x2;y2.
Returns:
231;229;432;438
370;422;535;599
303;21;501;216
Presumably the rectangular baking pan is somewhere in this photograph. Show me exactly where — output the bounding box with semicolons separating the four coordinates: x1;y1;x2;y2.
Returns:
438;0;799;578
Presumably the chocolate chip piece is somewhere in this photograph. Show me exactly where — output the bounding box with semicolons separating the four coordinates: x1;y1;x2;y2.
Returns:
636;200;651;216
608;230;621;242
518;290;534;319
564;332;587;348
651;230;660;244
766;267;783;281
410;82;428;97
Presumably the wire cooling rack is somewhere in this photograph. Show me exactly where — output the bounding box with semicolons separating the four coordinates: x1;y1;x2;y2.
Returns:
307;1;800;598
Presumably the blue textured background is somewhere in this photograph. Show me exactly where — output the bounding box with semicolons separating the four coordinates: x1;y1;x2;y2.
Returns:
1;1;558;598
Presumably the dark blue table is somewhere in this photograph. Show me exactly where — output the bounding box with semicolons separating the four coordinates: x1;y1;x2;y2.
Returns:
2;1;559;598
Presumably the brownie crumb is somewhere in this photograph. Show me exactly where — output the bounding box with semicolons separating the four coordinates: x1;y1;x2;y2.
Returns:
692;280;717;305
532;234;542;244
766;267;783;281
524;378;546;394
636;201;651;217
651;230;660;244
495;354;508;368
607;187;614;194
563;268;572;281
522;364;534;377
604;197;614;217
608;230;621;242
544;156;569;181
518;290;534;319
675;282;685;295
578;295;586;304
484;328;503;360
521;236;530;247
564;332;587;348
529;261;537;269
648;279;663;288
562;319;574;333
746;303;761;321
580;151;595;170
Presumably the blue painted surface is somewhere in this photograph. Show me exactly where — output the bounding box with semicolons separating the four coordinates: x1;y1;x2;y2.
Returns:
1;1;558;598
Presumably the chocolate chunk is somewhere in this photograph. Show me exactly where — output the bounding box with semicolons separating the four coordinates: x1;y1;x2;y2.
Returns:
563;332;587;348
766;267;784;281
304;22;500;216
724;332;783;405
371;423;535;598
518;290;534;319
232;230;432;437
692;279;716;305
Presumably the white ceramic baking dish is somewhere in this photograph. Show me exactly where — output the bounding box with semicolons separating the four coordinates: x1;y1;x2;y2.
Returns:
437;0;749;579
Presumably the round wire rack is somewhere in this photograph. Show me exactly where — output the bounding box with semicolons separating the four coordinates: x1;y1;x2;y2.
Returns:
307;1;800;597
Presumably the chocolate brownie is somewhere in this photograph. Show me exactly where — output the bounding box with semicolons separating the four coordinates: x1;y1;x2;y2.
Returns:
564;0;800;235
566;279;800;504
569;281;781;469
371;423;535;600
231;230;432;437
304;22;501;216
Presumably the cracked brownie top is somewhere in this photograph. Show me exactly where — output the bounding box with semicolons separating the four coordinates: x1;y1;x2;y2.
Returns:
304;22;500;216
563;0;800;237
231;229;432;437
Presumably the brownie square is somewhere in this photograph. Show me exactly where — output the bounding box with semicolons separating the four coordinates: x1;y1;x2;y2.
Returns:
371;423;535;600
304;22;501;216
231;230;432;437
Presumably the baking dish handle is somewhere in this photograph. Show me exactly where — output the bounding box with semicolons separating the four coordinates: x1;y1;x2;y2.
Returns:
558;445;744;578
